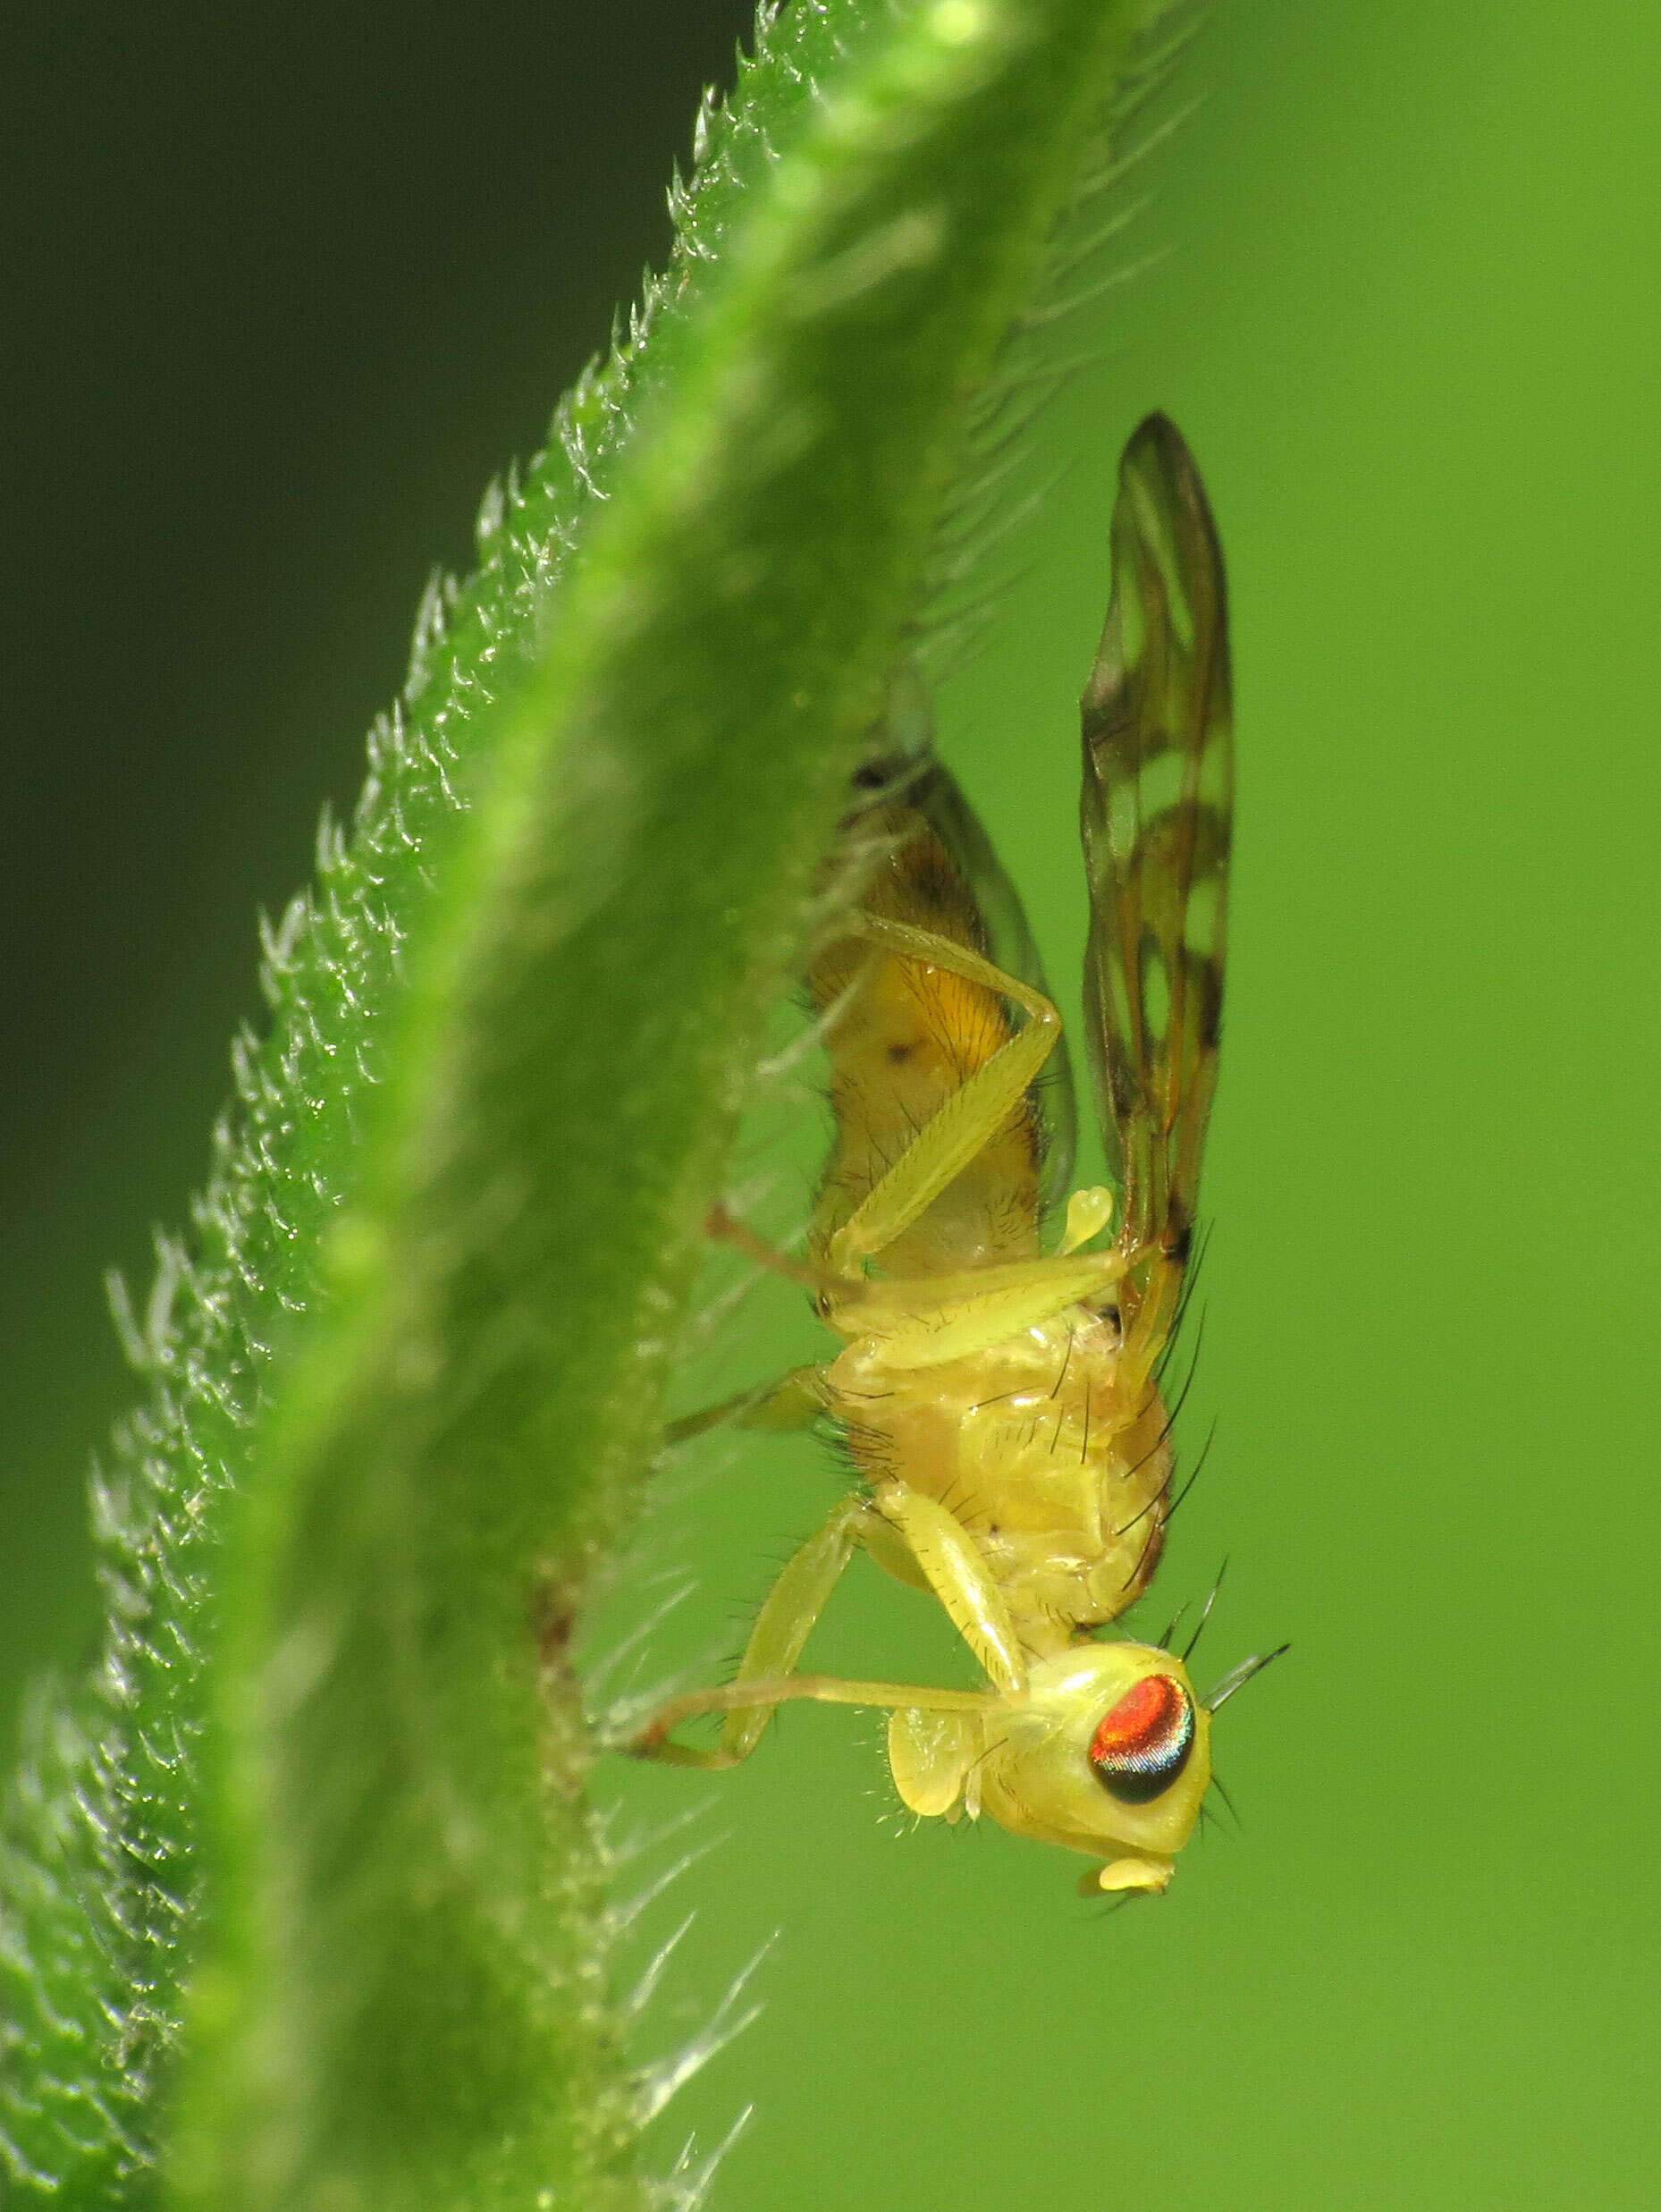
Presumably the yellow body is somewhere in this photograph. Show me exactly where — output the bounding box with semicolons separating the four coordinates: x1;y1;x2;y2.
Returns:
631;418;1248;1895
830;1321;1174;1648
807;814;1174;1652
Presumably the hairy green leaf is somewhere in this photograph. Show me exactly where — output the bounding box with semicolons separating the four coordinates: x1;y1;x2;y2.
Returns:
0;3;1163;2206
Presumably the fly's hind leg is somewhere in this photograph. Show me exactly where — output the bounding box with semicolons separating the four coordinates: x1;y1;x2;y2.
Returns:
827;916;1066;1276
821;920;1125;1318
629;1493;996;1768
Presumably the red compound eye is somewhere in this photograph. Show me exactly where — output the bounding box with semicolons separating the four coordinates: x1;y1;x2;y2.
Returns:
1088;1674;1194;1804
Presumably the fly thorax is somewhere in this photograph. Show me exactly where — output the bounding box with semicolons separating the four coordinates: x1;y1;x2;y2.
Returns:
955;1321;1131;1516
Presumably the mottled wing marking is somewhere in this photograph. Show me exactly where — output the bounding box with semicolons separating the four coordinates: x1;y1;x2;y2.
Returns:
1079;414;1232;1355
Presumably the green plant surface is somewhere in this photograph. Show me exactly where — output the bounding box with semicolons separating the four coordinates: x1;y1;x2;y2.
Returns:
0;2;1165;2206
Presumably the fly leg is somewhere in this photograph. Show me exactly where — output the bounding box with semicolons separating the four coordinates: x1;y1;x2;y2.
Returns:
629;1492;997;1768
825;916;1068;1277
812;917;1127;1324
866;1480;1033;1817
656;1201;861;1445
690;973;1126;1364
661;1364;829;1447
627;1481;1038;1835
629;1671;999;1763
873;1482;1027;1692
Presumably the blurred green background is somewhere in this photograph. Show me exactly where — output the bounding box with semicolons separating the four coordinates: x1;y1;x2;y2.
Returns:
6;4;1658;2208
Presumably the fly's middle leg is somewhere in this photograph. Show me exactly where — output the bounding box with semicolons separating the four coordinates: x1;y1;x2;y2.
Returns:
660;1364;829;1447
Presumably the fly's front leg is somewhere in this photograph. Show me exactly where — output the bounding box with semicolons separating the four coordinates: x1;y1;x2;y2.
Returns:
873;1482;1028;1693
629;1672;1000;1765
826;916;1062;1276
630;1493;874;1769
625;1487;1030;1823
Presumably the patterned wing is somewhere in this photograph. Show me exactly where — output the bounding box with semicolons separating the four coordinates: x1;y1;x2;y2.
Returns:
1079;415;1232;1360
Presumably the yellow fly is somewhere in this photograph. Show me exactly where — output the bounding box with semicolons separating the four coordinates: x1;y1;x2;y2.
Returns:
632;416;1277;1896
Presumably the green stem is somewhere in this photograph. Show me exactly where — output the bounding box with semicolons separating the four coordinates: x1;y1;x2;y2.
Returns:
0;4;1159;2206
